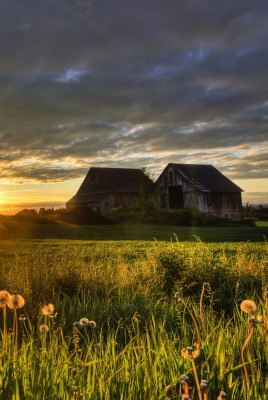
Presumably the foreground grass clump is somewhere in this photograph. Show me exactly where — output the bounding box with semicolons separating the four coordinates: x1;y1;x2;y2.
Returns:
1;288;268;399
0;239;267;398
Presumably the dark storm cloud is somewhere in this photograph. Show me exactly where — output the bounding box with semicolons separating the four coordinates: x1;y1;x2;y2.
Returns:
0;0;268;183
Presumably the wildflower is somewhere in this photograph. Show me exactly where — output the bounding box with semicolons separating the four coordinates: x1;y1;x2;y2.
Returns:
79;318;90;326
88;320;96;328
240;300;257;315
39;324;49;333
42;303;54;316
0;290;11;307
248;315;264;325
201;380;208;389
181;346;200;360
217;391;227;399
7;292;25;309
181;375;190;382
19;314;27;321
73;321;80;327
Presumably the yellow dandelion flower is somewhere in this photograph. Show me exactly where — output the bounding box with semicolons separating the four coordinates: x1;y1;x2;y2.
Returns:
7;293;25;309
42;303;54;315
240;300;257;315
39;324;49;333
0;290;11;308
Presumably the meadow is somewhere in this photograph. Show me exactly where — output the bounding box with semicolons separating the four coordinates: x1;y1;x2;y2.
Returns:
0;220;267;241
0;235;268;400
0;226;268;399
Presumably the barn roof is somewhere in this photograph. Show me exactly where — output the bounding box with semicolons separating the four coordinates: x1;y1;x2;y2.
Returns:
77;167;150;194
160;163;243;193
66;193;106;206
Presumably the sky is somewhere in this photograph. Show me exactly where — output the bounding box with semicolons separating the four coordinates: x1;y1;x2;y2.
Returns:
0;0;268;214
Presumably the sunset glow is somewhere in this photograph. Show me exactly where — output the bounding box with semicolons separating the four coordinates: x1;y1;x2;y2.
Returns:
0;0;267;215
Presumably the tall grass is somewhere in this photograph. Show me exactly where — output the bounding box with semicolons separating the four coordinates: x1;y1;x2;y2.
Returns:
1;290;268;399
0;239;267;398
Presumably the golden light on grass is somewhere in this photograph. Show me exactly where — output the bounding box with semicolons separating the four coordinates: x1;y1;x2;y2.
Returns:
240;299;257;315
0;290;11;307
7;292;25;309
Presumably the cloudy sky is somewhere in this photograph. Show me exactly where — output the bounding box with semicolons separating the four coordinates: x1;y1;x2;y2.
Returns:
0;0;268;213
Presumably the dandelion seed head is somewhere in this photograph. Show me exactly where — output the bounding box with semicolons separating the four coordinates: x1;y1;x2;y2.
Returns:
88;320;96;328
240;299;257;314
192;349;201;359
79;317;90;326
0;290;11;307
42;303;54;315
181;347;192;359
7;293;25;309
39;324;49;333
201;379;208;389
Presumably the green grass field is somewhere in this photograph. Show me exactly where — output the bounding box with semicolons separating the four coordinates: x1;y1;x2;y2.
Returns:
0;220;268;241
0;237;268;398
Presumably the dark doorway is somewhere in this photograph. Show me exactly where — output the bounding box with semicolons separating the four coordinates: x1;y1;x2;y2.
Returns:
168;186;184;209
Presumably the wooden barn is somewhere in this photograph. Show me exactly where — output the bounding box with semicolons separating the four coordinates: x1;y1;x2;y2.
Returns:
66;167;153;215
156;163;243;220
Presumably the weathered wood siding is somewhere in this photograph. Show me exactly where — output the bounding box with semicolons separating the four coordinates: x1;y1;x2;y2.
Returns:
157;164;243;220
99;193;139;214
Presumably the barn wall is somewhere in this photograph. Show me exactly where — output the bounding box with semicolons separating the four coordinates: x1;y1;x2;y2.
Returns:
158;164;201;209
157;165;243;220
99;193;139;214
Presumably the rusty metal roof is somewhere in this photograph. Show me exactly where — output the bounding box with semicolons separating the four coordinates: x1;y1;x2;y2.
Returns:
166;164;243;192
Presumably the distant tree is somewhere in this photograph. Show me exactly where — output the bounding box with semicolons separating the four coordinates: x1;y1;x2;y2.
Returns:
15;209;38;221
138;167;157;210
